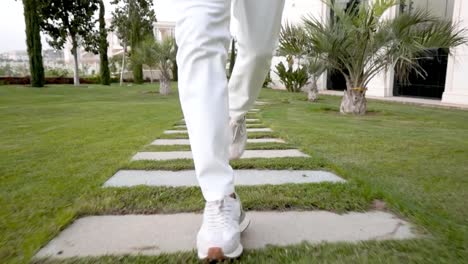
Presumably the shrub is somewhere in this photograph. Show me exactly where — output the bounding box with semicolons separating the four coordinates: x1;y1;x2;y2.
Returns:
263;71;272;88
275;60;308;93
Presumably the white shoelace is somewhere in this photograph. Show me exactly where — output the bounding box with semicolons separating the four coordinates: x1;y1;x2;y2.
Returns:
205;199;235;230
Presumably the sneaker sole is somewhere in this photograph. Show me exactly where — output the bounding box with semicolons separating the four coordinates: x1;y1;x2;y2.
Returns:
240;215;251;232
203;244;243;262
199;217;250;261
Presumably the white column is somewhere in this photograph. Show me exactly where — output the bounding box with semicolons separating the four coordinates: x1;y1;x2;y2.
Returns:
442;0;468;105
366;2;399;97
317;0;330;91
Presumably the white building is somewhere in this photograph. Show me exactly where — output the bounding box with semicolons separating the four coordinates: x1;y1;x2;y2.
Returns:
155;0;468;106
273;0;468;107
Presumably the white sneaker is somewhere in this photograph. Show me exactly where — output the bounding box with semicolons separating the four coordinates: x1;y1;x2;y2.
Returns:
229;116;247;160
197;194;250;261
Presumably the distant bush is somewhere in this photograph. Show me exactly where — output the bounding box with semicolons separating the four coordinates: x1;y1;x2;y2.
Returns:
0;76;120;85
44;67;71;77
263;71;272;88
275;60;308;93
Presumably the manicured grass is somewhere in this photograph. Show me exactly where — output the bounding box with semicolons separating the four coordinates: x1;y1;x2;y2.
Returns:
257;89;468;261
170;123;267;129
123;157;329;171
2;84;468;263
77;182;372;216
142;142;294;151
0;84;181;263
33;240;458;264
157;131;279;139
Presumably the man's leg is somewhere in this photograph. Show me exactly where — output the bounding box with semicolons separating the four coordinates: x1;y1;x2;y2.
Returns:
175;0;233;202
229;0;285;121
174;0;248;261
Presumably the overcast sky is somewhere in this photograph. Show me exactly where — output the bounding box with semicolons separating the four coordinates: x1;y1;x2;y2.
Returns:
0;0;176;53
0;0;317;53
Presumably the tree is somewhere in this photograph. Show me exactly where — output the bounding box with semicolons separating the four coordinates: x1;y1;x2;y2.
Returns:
22;0;45;87
111;0;156;84
99;0;111;85
134;37;176;95
171;44;178;82
279;23;325;100
281;0;467;114
40;0;100;86
302;57;327;102
133;37;158;83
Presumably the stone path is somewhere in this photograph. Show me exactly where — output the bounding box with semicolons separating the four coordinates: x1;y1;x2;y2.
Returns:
36;211;415;258
132;149;309;161
151;138;285;145
35;103;418;260
164;128;273;134
104;170;345;187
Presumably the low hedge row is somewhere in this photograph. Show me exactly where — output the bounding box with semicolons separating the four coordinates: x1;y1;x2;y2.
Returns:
0;76;125;85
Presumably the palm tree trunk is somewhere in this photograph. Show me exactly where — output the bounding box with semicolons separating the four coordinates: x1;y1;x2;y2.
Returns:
340;82;367;115
308;77;319;102
159;76;170;95
159;68;171;95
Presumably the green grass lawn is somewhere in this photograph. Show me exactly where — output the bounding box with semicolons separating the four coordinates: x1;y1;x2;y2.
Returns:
1;84;468;263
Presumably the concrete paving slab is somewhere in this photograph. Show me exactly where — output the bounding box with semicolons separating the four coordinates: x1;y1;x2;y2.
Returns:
246;119;260;123
104;169;345;187
173;125;268;130
164;128;272;134
132;149;309;161
151;138;285;146
35;211;417;259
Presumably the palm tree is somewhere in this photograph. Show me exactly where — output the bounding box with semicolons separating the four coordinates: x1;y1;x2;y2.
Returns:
281;0;466;114
134;37;176;95
305;56;327;101
279;23;326;101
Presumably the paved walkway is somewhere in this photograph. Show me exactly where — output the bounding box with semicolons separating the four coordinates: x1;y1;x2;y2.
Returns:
320;90;468;110
35;104;418;260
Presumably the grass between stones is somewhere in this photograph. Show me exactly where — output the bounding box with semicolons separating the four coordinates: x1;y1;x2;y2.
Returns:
76;182;373;216
142;142;295;152
171;123;267;130
122;157;329;171
157;131;279;140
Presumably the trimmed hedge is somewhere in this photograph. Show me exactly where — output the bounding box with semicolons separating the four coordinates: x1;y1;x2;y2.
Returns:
0;76;120;85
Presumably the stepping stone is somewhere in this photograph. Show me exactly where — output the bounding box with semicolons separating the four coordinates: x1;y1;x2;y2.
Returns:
174;125;267;130
104;170;345;187
151;138;285;146
255;101;269;105
132;149;309;161
179;119;261;125
164;128;272;134
250;108;260;112
35;211;417;259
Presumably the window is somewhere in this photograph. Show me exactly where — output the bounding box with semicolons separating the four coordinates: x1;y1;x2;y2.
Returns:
401;0;454;20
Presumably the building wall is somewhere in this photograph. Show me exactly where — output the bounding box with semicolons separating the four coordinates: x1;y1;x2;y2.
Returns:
270;0;328;90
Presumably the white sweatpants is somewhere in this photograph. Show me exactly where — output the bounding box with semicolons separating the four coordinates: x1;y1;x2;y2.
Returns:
174;0;285;201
